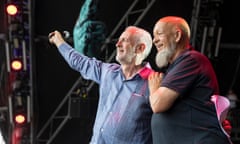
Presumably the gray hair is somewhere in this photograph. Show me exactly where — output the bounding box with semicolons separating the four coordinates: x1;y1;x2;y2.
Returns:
125;26;152;65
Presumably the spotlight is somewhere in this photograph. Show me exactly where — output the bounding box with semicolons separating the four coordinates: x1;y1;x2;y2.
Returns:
14;114;26;125
11;59;23;71
6;4;18;16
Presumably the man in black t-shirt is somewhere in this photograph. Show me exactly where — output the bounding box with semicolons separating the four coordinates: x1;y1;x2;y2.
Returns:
148;16;232;144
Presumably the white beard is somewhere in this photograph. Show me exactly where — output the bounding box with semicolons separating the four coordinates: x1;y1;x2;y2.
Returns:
155;43;176;68
116;48;136;65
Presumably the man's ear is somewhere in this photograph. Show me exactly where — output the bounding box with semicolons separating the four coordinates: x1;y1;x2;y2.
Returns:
175;29;182;43
136;43;145;54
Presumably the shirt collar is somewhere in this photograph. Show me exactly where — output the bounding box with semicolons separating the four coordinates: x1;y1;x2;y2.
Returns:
138;62;153;80
113;62;153;80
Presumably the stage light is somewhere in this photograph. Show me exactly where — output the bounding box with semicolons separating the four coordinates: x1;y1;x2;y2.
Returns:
10;95;30;127
11;59;23;71
6;4;18;16
14;114;26;125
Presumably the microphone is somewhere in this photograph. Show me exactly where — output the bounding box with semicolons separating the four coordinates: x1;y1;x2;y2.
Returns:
62;30;73;43
35;31;72;42
62;31;70;39
48;31;69;39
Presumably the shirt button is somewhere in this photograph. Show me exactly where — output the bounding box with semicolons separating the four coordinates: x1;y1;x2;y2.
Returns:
101;128;104;132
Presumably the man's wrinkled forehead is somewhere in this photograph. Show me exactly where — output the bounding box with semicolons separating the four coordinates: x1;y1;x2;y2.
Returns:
119;30;133;40
153;21;167;33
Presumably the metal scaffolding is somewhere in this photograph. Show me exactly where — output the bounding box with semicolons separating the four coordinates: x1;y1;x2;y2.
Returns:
190;0;223;58
1;0;34;143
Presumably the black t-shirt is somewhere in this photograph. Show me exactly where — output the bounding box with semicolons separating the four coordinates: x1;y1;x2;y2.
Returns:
151;50;231;144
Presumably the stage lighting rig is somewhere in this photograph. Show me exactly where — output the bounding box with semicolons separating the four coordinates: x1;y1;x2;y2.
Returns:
5;0;27;73
3;0;32;143
9;72;30;126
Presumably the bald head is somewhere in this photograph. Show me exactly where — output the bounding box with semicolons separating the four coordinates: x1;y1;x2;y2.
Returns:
156;16;191;40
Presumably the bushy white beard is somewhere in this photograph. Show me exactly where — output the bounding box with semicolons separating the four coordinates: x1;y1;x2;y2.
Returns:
155;43;176;68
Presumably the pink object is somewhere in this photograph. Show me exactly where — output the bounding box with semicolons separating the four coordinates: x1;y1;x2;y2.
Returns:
211;95;231;138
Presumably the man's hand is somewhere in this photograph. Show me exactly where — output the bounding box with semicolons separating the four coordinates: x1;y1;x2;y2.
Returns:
48;30;65;47
148;72;163;95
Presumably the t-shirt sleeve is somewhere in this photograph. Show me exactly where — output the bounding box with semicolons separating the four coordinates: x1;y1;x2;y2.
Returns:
161;53;200;97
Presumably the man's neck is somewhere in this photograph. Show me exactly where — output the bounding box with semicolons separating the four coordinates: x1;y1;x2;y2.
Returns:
170;46;187;63
121;64;143;80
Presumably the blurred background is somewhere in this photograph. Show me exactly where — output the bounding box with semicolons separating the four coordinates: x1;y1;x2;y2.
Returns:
0;0;240;143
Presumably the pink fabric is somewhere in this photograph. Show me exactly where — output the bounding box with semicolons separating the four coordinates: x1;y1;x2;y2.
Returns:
138;63;153;80
211;95;230;123
211;95;231;138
